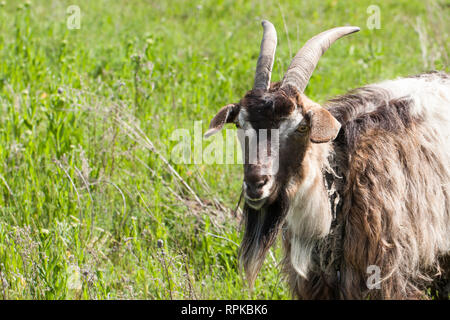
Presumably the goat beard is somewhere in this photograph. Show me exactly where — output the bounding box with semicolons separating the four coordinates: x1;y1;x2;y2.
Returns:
238;172;334;286
238;191;289;287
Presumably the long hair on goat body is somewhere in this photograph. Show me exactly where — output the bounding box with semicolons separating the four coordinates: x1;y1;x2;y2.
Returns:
239;72;450;299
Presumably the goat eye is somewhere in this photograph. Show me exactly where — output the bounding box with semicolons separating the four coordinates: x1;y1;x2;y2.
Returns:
296;125;309;134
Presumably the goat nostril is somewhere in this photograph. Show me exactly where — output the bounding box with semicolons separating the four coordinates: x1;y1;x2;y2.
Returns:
245;177;270;196
256;178;268;190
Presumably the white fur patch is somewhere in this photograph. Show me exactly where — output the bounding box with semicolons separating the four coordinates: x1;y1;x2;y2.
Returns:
284;145;333;279
279;109;303;139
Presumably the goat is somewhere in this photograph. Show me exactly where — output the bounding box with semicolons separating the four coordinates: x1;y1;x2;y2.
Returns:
205;20;450;299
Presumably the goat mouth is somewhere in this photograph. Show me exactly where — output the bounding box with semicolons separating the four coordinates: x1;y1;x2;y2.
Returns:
245;197;268;210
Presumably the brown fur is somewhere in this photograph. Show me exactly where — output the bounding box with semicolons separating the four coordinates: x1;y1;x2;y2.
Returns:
207;73;450;299
284;75;450;299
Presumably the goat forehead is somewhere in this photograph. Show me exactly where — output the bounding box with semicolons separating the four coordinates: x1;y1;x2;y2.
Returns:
238;107;303;139
239;103;299;130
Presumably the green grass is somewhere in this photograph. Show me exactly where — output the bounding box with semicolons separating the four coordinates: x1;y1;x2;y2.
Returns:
0;0;448;299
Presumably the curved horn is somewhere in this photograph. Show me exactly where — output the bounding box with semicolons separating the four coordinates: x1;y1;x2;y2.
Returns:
281;26;360;92
253;20;277;91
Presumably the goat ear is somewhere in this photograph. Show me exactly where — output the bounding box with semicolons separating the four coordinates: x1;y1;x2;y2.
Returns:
204;104;240;138
306;108;341;143
299;95;341;143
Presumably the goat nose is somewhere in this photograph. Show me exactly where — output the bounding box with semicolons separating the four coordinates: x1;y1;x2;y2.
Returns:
245;177;269;199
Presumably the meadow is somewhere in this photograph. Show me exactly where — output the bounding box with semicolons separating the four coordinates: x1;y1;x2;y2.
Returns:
0;0;448;299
